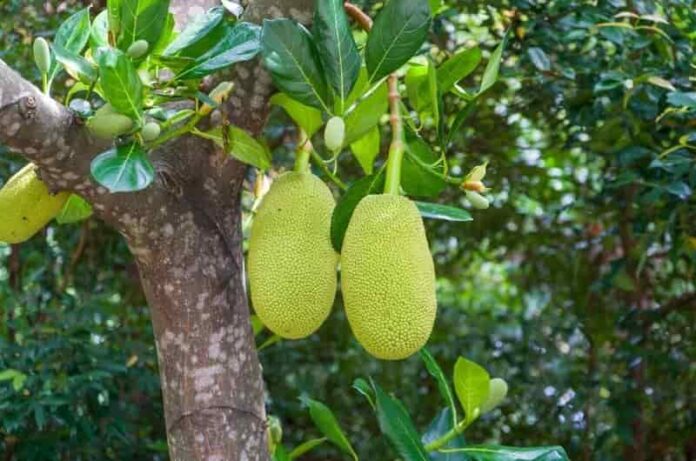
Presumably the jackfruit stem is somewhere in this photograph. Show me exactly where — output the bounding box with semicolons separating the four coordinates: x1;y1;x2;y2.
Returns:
384;74;404;195
294;130;312;172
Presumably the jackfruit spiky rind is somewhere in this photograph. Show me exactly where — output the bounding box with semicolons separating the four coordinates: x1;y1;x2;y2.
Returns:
248;172;338;339
0;164;70;244
341;194;437;360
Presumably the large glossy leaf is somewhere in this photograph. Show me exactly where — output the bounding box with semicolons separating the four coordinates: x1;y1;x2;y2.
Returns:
56;195;93;224
453;357;490;423
416;202;473;222
374;382;430;461
163;6;228;58
401;132;447;198
301;397;358;460
422;408;467;461
261;19;332;112
479;34;507;94
350;127;381;174
330;173;385;252
52;43;97;84
117;0;172;50
439;445;570;461
97;48;143;118
365;0;431;82
197;126;271;170
288;438;326;460
313;0;361;110
90;10;110;49
344;83;388;145
419;349;458;426
177;22;261;79
49;8;91;82
438;47;482;92
91;142;155;193
270;93;323;137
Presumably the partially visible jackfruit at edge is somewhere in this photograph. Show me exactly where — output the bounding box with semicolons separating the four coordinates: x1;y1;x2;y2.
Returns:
0;163;69;244
248;172;338;339
341;194;437;360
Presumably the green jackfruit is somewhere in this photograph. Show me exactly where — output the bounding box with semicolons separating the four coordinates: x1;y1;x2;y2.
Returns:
341;194;436;360
0;164;69;244
248;172;338;339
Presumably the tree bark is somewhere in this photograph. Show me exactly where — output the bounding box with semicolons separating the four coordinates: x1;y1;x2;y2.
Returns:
0;0;313;459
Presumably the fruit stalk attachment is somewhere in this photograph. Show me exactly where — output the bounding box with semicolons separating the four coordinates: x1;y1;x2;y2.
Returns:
294;129;312;172
384;74;404;195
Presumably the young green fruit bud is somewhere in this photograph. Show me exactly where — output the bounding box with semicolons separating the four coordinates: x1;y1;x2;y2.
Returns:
481;378;508;413
466;190;490;210
87;113;134;139
126;39;149;59
323;116;345;152
33;37;51;74
141;122;161;141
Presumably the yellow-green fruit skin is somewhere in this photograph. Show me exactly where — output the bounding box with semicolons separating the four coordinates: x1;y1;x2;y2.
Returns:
0;164;69;244
248;172;338;339
341;194;436;360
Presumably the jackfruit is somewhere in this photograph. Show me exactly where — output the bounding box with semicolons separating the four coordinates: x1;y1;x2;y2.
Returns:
341;194;436;360
248;172;338;339
0;163;69;244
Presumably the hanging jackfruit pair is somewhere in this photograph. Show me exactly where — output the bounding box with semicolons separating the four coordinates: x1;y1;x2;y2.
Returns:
247;172;436;360
0;164;69;244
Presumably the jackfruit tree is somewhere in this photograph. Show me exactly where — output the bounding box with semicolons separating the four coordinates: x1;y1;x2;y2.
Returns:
0;0;571;459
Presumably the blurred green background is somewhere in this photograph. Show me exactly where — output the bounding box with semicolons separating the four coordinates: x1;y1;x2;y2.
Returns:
1;0;694;460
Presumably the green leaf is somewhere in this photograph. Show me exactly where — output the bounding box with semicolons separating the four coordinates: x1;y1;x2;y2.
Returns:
439;445;570;461
405;64;429;112
667;92;696;109
90;10;110;49
0;369;24;382
453;357;490;423
288;438;327;460
480;378;509;414
527;47;550;72
427;58;441;130
52;43;98;84
197;126;271;170
90;142;155;193
373;382;430;461
49;8;91;82
272;444;291;461
344;83;388;145
164;6;227;58
438;47;482;92
97;48;143;119
401;132;447;198
479;34;507;94
177;22;261;79
352;378;375;409
350;127;381;175
270;93;323;137
419;349;458;426
313;0;361;110
416;202;473;222
117;0;172;50
365;0;431;82
107;0;122;36
56;195;93;224
422;408;467;461
261;19;332;112
330;173;385;252
301;397;358;460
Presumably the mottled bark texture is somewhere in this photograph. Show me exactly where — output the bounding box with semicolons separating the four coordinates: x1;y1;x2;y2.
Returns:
0;0;312;459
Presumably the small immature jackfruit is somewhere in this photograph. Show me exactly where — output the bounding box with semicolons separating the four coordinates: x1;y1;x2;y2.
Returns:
0;164;69;244
248;172;338;339
341;194;436;360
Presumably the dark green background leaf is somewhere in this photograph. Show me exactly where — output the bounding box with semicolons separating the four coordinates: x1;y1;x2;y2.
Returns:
365;0;431;82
